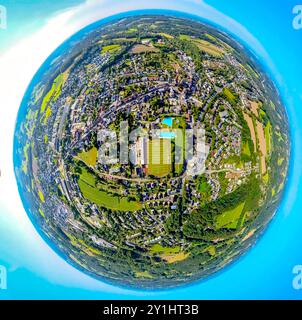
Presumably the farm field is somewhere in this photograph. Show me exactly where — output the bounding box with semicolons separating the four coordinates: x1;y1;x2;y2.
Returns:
78;168;142;212
131;44;159;54
101;44;121;54
216;202;246;229
244;113;257;151
179;34;225;57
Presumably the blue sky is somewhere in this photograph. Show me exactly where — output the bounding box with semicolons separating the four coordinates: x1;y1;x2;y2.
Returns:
0;0;83;52
0;0;302;299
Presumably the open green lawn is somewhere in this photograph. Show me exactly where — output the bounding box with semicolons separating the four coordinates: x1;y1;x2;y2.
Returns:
204;245;216;256
38;190;45;203
204;33;217;42
173;123;186;175
223;87;236;104
41;73;64;113
78;147;98;167
179;35;225;57
263;172;269;184
242;141;251;157
158;32;174;39
179;34;191;41
175;163;183;175
199;181;211;193
259;109;266;120
148;163;171;177
148;139;172;177
149;244;189;263
135;271;154;279
149;244;180;255
39;208;46;218
125;28;138;33
216;202;246;229
78;168;142;212
44;106;52;124
194;38;225;57
265;121;272;154
101;44;121;54
172;116;186;129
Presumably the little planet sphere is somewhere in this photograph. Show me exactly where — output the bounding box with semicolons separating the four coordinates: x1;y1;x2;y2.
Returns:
14;14;289;289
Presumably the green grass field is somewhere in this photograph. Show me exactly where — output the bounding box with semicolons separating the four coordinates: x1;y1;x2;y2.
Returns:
44;106;52;125
38;190;45;203
149;244;189;263
199;181;211;193
40;73;64;113
205;245;216;256
204;33;217;42
78;168;142;212
158;32;174;39
179;34;191;41
173;119;186;175
39;208;46;218
263;172;269;184
194;38;225;57
135;271;154;279
125;28;137;33
216;202;246;229
179;35;225;57
259;109;266;120
148;139;172;177
101;44;121;54
223;88;236;104
265;121;272;154
149;244;181;254
242;141;251;157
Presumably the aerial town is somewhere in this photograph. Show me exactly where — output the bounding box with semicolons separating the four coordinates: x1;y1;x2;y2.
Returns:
15;15;289;288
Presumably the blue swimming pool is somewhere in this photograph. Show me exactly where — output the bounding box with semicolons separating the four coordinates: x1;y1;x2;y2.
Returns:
160;131;176;138
162;117;173;128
